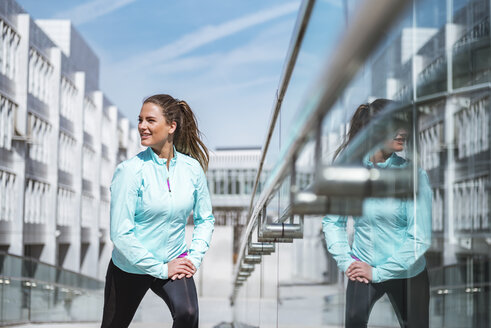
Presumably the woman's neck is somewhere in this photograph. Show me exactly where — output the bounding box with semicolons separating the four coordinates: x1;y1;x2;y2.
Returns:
152;142;174;168
370;149;392;164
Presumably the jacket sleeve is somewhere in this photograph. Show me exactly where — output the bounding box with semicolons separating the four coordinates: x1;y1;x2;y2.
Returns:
110;162;169;279
188;167;215;271
371;169;433;283
322;214;355;273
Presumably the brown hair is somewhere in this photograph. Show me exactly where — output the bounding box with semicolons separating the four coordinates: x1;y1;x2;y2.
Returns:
333;98;394;161
143;94;209;171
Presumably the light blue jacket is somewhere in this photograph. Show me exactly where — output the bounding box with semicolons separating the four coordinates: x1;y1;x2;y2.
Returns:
322;153;432;283
110;146;215;279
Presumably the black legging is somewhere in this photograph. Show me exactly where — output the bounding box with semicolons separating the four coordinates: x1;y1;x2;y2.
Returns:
101;260;199;328
345;268;429;328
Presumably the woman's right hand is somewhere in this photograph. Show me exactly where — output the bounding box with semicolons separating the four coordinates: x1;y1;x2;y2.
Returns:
346;261;372;283
168;257;196;280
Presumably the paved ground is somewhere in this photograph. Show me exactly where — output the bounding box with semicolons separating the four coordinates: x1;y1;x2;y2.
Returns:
12;295;232;328
14;324;221;328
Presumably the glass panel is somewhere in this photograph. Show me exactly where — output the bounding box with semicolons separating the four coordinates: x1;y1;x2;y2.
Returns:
259;250;278;327
246;267;261;327
235;0;491;327
1;279;26;324
260;0;347;198
278;175;290;221
452;0;491;89
0;253;103;325
29;281;52;322
261;116;280;199
279;0;346;153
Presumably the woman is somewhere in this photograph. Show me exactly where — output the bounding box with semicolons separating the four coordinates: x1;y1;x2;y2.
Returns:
323;99;432;328
101;94;215;328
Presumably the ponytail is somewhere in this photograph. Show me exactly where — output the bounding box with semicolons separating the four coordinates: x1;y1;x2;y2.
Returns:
333;99;394;162
143;94;210;171
333;103;369;161
175;100;209;172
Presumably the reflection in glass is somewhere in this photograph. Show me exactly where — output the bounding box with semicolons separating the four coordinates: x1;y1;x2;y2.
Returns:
233;0;491;327
0;253;103;325
323;99;432;327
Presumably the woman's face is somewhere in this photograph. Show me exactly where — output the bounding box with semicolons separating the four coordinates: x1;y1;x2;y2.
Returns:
384;128;408;153
138;102;176;150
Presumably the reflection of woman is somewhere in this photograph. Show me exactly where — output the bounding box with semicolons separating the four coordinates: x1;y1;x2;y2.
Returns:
323;99;432;328
101;94;215;328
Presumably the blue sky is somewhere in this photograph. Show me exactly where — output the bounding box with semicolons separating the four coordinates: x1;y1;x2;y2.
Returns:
17;0;301;149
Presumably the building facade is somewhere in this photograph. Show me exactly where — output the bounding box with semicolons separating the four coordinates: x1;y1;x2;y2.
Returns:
0;0;140;281
207;147;262;263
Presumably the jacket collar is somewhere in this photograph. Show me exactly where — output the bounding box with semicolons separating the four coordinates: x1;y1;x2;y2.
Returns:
147;145;179;166
363;152;400;169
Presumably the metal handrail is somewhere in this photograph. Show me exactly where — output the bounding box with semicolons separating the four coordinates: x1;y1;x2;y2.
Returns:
0;275;103;294
246;0;316;220
231;0;316;298
232;0;412;302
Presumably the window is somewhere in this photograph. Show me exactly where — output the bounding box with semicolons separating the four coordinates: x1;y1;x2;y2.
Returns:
83;96;97;137
57;187;75;226
0;19;20;80
0;170;15;222
60;76;78;122
28;113;52;164
453;176;489;232
59;132;76;174
99;200;110;229
28;48;53;104
455;96;489;159
0;95;15;150
100;158;113;188
24;179;50;224
82;145;96;182
101;109;112;147
81;194;96;228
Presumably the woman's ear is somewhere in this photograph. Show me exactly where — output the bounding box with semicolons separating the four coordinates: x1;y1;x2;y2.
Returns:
169;121;177;134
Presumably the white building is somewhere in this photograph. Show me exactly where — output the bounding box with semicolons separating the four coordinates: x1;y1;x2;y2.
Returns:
0;0;140;280
206;147;262;265
207;147;262;226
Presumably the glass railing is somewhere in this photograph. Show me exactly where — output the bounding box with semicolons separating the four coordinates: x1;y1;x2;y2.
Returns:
232;0;491;327
0;252;103;325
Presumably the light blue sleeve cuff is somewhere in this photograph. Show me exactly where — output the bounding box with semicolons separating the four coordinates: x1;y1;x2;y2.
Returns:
371;267;381;283
161;263;169;280
188;256;200;272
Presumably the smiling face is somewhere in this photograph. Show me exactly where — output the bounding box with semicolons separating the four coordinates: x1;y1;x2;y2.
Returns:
384;128;408;153
138;102;176;151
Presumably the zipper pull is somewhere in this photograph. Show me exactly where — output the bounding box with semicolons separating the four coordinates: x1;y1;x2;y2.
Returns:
166;177;171;193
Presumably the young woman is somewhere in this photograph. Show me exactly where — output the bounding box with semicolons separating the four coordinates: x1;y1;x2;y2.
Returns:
101;94;215;328
323;99;432;328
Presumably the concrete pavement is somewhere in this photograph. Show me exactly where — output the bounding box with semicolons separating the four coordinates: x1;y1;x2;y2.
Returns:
14;324;221;328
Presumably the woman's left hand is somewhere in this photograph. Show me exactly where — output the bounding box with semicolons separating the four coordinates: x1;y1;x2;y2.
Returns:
171;258;195;280
346;261;373;283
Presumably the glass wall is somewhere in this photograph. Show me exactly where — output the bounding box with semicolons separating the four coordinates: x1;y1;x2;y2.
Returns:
232;0;491;327
0;252;103;325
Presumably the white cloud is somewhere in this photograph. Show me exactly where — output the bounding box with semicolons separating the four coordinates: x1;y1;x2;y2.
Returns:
100;14;297;149
54;0;138;25
152;54;221;75
151;31;286;76
117;1;300;71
